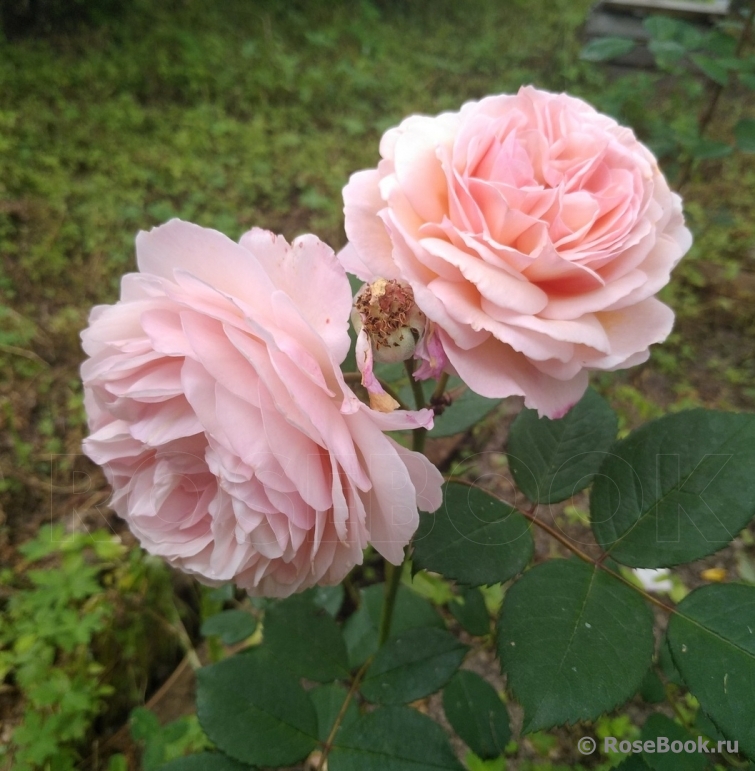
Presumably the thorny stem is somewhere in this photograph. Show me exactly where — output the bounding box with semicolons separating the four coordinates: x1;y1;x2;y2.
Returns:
450;478;677;615
678;1;755;189
317;657;373;771
518;505;676;614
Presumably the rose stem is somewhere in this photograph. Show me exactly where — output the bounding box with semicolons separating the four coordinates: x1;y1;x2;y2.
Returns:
430;372;450;405
405;358;427;453
448;478;676;615
378;559;404;647
376;360;429;647
678;1;755;189
317;657;373;771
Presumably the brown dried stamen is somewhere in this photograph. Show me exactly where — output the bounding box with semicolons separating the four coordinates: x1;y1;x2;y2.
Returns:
355;279;420;350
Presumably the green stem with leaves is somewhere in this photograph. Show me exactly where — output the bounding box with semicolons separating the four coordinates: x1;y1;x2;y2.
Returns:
450;478;678;616
377;362;438;645
317;365;446;770
517;504;676;615
316;658;372;771
678;1;755;189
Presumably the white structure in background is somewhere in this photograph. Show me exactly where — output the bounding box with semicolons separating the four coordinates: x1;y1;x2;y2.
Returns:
583;0;732;69
633;568;674;593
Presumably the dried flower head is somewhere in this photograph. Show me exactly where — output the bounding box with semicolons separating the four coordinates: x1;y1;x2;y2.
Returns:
352;278;426;364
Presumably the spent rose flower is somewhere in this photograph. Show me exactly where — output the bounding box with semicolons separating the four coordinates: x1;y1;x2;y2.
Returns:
350;278;428;412
81;220;442;597
339;86;692;417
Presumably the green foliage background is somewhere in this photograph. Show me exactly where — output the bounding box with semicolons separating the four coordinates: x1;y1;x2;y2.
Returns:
2;0;755;769
0;0;590;306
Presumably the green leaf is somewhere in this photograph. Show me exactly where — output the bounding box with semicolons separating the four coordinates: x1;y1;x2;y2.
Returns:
307;584;345;616
498;559;654;732
735;118;755;153
464;752;507;771
158;753;252;771
107;755;129;771
310;683;360;743
412;483;533;587
740;72;755;90
591;410;755;567
648;39;687;68
263;595;349;681
712;56;751;72
343;583;443;668
644;16;704;50
658;636;684;686
449;587;490;636
689;138;732;160
409;569;456;605
639;669;666;704
399;377;500;437
196;651;318;767
130;707;161;743
615;755;652;770
342;324;359;375
329;706;465;771
200;610;257;645
18;524;66;562
507;388;617;504
432;380;501;437
644;15;681;41
580;37;636;62
360;627;467;705
691;54;729;85
443;671;510;759
667;583;755;759
702;29;737;57
207;584;235;603
640;714;708;771
694;708;725;744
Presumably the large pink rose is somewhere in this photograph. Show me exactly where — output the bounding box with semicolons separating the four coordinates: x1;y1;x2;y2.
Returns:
340;86;692;417
81;220;442;597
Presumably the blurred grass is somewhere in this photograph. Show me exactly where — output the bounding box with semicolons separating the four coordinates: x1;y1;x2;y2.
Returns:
0;0;590;309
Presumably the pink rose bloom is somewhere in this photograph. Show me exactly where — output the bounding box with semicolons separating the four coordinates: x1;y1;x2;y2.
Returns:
340;86;692;417
81;220;442;597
